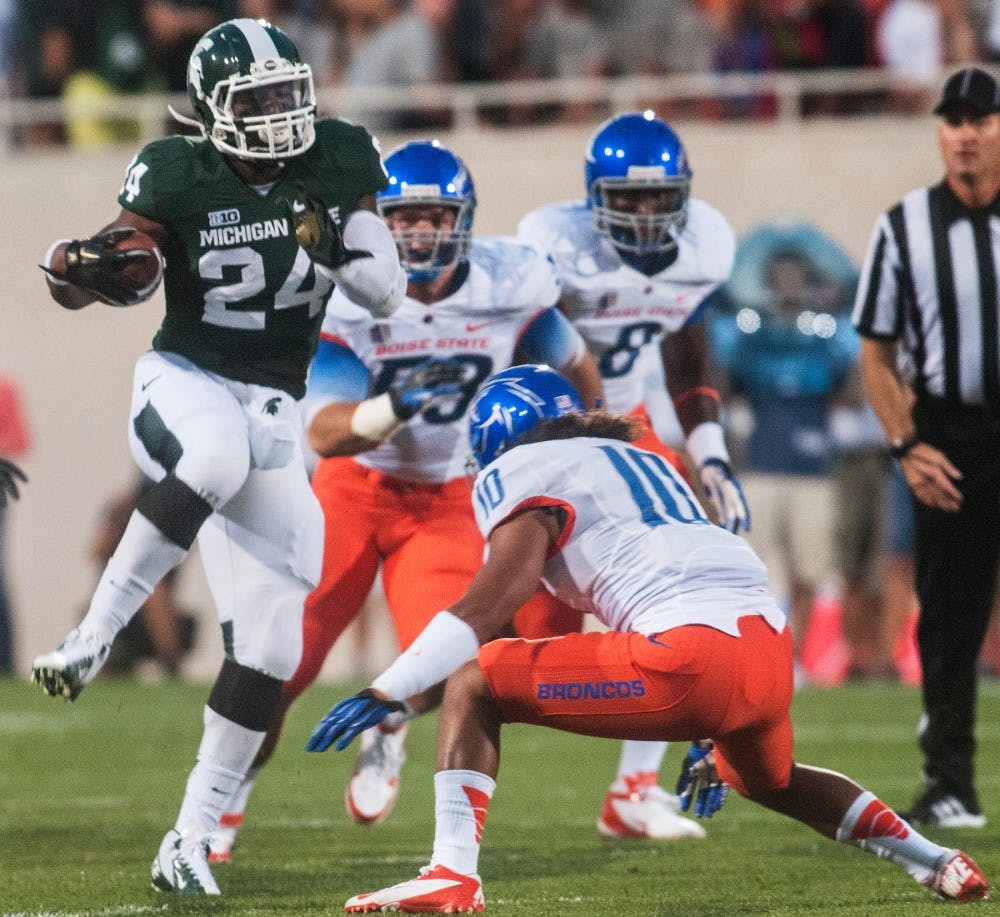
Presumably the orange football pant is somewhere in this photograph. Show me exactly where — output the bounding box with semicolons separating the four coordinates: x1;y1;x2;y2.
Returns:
286;457;582;698
478;614;795;797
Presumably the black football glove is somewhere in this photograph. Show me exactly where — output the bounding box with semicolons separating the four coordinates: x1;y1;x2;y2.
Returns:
0;458;26;509
40;228;153;308
285;184;373;270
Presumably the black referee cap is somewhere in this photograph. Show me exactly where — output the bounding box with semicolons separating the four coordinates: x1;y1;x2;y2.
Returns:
933;67;1000;116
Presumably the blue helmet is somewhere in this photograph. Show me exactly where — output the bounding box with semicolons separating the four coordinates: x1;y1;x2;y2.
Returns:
376;140;476;282
468;365;585;469
584;111;691;256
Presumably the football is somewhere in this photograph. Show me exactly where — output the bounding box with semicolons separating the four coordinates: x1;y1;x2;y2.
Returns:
116;230;165;300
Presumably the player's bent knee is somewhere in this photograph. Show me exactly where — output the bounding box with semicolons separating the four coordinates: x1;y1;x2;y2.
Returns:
282;649;323;701
233;585;307;680
208;657;284;733
136;473;213;549
175;441;251;509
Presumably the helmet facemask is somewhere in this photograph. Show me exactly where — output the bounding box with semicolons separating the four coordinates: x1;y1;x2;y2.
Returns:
590;172;689;256
200;58;316;160
379;194;473;283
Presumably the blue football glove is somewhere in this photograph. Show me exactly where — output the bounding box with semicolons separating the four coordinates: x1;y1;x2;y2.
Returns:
306;688;408;752
0;458;26;509
388;358;465;420
699;458;750;534
676;740;729;817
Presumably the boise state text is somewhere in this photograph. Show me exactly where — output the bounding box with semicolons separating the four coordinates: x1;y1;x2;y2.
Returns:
537;680;646;701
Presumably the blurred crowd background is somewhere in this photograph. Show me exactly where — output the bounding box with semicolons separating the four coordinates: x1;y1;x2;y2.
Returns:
3;0;1000;148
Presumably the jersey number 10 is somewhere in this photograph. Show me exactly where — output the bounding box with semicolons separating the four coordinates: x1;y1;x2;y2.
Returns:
599;445;707;527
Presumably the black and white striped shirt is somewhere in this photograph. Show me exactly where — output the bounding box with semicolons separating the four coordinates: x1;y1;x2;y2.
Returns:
852;181;1000;411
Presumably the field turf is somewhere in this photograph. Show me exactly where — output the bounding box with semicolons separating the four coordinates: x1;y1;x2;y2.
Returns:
2;676;999;915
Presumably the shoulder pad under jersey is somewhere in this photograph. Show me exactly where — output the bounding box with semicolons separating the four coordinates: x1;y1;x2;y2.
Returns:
461;236;560;316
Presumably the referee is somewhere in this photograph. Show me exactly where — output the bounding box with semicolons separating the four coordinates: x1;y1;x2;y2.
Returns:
853;66;1000;829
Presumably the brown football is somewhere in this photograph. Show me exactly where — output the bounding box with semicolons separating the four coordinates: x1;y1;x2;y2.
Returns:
116;230;164;296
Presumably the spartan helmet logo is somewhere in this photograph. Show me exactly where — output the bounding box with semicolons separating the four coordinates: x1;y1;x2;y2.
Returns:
188;40;208;100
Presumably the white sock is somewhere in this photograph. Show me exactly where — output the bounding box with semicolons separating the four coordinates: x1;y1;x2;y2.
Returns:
431;770;496;876
836;791;951;883
222;764;261;821
616;740;669;781
81;512;188;643
175;706;266;841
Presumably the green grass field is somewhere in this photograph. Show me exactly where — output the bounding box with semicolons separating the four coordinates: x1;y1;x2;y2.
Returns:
2;676;1000;916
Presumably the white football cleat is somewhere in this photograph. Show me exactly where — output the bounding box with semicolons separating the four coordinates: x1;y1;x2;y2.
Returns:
345;722;409;825
207;812;243;864
31;627;111;701
151;828;221;895
344;864;484;913
598;771;706;840
923;850;989;902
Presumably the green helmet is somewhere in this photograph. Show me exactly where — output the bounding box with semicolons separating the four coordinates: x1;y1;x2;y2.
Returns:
186;18;316;160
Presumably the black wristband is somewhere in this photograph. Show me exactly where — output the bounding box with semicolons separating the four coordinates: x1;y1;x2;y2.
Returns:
889;434;919;460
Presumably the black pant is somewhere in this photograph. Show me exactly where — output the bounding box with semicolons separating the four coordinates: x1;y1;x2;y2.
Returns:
911;400;1000;804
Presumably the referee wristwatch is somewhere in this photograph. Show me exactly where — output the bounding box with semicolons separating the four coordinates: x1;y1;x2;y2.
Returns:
889;433;919;460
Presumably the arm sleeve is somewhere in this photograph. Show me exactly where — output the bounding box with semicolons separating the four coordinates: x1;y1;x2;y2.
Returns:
370;612;481;701
517;306;588;369
330;210;408;318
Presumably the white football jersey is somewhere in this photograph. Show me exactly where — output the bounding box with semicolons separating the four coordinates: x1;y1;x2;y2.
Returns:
319;237;562;483
518;199;735;414
472;437;784;636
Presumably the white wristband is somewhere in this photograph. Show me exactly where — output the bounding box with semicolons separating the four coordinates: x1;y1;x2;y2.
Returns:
686;421;730;467
372;611;481;700
350;392;403;441
42;238;73;286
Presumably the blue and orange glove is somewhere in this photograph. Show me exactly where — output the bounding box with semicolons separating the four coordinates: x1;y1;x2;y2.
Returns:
306;689;409;752
676;740;729;817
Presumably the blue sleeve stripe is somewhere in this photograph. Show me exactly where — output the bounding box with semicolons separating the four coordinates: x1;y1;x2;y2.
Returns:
682;298;712;327
306;337;370;403
517;307;584;368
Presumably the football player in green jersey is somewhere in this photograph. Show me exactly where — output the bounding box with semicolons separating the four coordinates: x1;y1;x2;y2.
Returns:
32;18;406;895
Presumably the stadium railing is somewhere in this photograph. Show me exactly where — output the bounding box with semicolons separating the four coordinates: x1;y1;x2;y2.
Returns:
3;67;999;154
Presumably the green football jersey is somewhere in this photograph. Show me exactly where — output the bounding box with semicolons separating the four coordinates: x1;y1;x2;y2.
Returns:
117;118;388;398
